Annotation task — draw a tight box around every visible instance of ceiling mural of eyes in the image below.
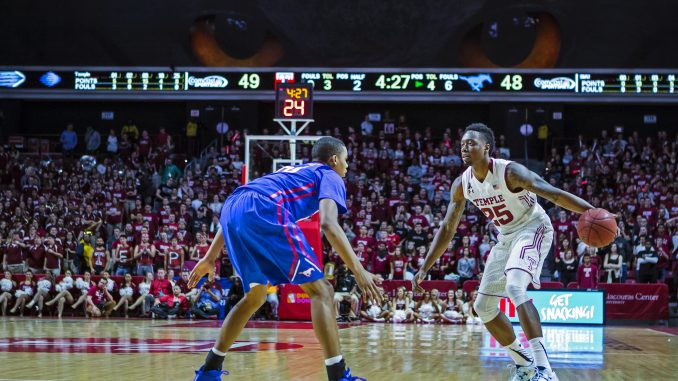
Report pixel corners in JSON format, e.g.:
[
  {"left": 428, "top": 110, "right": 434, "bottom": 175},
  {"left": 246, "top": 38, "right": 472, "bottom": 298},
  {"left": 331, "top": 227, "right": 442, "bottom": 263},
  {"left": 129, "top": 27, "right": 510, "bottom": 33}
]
[
  {"left": 190, "top": 10, "right": 284, "bottom": 67},
  {"left": 460, "top": 11, "right": 561, "bottom": 68}
]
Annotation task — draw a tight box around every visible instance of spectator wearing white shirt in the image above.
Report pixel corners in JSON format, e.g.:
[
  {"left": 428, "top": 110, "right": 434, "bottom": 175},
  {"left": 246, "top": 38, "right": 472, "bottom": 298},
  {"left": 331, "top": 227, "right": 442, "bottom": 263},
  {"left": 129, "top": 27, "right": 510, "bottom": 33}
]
[{"left": 360, "top": 115, "right": 373, "bottom": 136}]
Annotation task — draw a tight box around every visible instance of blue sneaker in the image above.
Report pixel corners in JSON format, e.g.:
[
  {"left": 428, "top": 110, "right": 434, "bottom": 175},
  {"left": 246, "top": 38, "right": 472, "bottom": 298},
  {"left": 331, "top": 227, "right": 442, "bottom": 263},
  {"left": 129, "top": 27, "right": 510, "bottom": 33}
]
[
  {"left": 193, "top": 367, "right": 230, "bottom": 381},
  {"left": 339, "top": 367, "right": 366, "bottom": 381}
]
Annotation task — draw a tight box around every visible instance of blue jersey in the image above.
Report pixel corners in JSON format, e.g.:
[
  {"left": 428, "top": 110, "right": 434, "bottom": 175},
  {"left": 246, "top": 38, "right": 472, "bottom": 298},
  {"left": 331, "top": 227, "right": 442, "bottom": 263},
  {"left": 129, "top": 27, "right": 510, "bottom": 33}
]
[{"left": 232, "top": 162, "right": 347, "bottom": 221}]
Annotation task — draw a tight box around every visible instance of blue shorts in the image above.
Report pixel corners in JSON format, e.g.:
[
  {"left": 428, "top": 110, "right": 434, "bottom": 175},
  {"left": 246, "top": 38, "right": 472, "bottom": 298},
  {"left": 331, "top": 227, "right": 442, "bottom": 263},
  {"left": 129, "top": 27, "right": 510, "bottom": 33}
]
[{"left": 220, "top": 190, "right": 324, "bottom": 293}]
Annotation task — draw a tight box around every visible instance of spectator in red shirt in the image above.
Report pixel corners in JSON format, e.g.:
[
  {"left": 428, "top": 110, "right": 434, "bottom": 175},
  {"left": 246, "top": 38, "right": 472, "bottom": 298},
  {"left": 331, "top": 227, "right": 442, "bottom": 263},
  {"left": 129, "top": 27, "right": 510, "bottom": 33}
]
[
  {"left": 440, "top": 242, "right": 457, "bottom": 278},
  {"left": 371, "top": 245, "right": 391, "bottom": 280},
  {"left": 552, "top": 210, "right": 575, "bottom": 245},
  {"left": 175, "top": 270, "right": 199, "bottom": 303},
  {"left": 577, "top": 253, "right": 599, "bottom": 289},
  {"left": 166, "top": 236, "right": 185, "bottom": 274},
  {"left": 26, "top": 236, "right": 45, "bottom": 274},
  {"left": 113, "top": 233, "right": 133, "bottom": 276},
  {"left": 134, "top": 232, "right": 156, "bottom": 276},
  {"left": 43, "top": 236, "right": 64, "bottom": 276},
  {"left": 141, "top": 204, "right": 158, "bottom": 232},
  {"left": 390, "top": 247, "right": 408, "bottom": 280},
  {"left": 86, "top": 278, "right": 115, "bottom": 317},
  {"left": 156, "top": 127, "right": 169, "bottom": 148},
  {"left": 138, "top": 130, "right": 152, "bottom": 158},
  {"left": 151, "top": 285, "right": 187, "bottom": 318},
  {"left": 354, "top": 243, "right": 371, "bottom": 272},
  {"left": 455, "top": 236, "right": 478, "bottom": 259},
  {"left": 144, "top": 268, "right": 172, "bottom": 313},
  {"left": 669, "top": 194, "right": 678, "bottom": 218},
  {"left": 351, "top": 226, "right": 375, "bottom": 254},
  {"left": 636, "top": 198, "right": 658, "bottom": 226},
  {"left": 407, "top": 245, "right": 427, "bottom": 277},
  {"left": 385, "top": 225, "right": 401, "bottom": 247},
  {"left": 154, "top": 231, "right": 171, "bottom": 272},
  {"left": 407, "top": 205, "right": 430, "bottom": 230}
]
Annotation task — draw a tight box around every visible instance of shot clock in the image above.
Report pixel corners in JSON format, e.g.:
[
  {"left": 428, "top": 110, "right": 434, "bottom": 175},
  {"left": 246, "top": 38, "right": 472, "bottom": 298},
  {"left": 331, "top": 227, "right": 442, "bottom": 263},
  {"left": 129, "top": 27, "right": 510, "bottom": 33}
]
[{"left": 274, "top": 82, "right": 313, "bottom": 120}]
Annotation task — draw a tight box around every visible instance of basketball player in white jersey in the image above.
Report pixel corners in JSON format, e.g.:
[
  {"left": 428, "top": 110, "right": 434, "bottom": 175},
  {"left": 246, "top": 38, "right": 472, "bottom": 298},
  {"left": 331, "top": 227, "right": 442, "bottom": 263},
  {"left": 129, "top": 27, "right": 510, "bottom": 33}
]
[{"left": 414, "top": 123, "right": 596, "bottom": 381}]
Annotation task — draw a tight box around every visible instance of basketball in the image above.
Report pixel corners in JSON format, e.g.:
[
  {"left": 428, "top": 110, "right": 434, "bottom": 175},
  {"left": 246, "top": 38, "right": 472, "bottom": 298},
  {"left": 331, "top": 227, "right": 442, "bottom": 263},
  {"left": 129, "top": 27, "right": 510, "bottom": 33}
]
[{"left": 576, "top": 208, "right": 618, "bottom": 247}]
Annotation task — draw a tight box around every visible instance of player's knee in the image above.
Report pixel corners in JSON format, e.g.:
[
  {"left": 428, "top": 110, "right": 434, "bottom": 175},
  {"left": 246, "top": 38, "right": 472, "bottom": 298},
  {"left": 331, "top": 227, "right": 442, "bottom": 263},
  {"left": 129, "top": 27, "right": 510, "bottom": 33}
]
[
  {"left": 505, "top": 283, "right": 529, "bottom": 308},
  {"left": 505, "top": 270, "right": 532, "bottom": 307},
  {"left": 474, "top": 293, "right": 500, "bottom": 323},
  {"left": 305, "top": 279, "right": 334, "bottom": 302},
  {"left": 244, "top": 285, "right": 267, "bottom": 309}
]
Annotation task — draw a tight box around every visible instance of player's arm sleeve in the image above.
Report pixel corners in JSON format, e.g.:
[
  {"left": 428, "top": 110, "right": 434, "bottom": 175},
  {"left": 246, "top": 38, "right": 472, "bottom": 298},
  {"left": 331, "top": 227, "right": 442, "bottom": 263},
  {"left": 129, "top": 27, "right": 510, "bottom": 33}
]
[{"left": 319, "top": 171, "right": 348, "bottom": 215}]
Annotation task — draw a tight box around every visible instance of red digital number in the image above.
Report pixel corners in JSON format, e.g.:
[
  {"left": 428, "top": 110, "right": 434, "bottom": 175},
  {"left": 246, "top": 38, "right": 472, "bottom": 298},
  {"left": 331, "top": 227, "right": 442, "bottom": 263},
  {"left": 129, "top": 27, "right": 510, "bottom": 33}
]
[
  {"left": 480, "top": 203, "right": 514, "bottom": 226},
  {"left": 283, "top": 99, "right": 305, "bottom": 117}
]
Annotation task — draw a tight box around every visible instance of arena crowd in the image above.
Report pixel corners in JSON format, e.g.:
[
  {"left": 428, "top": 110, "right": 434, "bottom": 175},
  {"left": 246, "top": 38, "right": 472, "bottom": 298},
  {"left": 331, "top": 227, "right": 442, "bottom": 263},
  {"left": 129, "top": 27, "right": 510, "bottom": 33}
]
[{"left": 0, "top": 116, "right": 676, "bottom": 322}]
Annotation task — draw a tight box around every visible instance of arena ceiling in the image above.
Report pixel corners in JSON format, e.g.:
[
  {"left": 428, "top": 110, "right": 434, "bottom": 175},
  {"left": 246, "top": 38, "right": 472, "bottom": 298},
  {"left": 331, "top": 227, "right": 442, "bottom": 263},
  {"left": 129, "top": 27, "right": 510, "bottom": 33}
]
[{"left": 4, "top": 0, "right": 677, "bottom": 68}]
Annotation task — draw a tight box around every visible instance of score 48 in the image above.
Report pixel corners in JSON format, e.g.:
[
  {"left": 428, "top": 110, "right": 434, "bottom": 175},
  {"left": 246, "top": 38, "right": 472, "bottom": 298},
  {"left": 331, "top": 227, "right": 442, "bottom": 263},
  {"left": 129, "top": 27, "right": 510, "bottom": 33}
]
[{"left": 500, "top": 74, "right": 523, "bottom": 91}]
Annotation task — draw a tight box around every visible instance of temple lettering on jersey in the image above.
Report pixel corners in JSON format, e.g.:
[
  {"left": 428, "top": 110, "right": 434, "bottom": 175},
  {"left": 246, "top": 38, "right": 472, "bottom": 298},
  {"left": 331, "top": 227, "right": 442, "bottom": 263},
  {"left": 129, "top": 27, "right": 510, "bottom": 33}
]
[{"left": 472, "top": 194, "right": 506, "bottom": 206}]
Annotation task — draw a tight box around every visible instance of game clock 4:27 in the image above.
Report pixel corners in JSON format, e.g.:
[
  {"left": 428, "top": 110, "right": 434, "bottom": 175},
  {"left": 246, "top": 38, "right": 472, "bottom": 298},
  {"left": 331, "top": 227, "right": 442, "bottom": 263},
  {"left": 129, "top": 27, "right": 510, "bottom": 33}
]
[{"left": 275, "top": 83, "right": 313, "bottom": 120}]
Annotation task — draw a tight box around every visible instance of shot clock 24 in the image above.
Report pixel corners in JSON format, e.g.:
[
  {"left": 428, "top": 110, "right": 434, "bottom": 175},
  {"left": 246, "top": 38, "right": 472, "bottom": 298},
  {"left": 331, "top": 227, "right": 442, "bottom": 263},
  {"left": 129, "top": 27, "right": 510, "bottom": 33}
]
[{"left": 275, "top": 83, "right": 313, "bottom": 120}]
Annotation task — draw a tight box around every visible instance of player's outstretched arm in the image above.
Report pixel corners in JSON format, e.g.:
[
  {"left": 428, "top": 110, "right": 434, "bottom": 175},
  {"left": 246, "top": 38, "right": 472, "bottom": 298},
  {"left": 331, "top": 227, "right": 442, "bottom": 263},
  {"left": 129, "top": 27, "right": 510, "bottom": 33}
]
[
  {"left": 413, "top": 176, "right": 466, "bottom": 292},
  {"left": 320, "top": 198, "right": 383, "bottom": 303},
  {"left": 505, "top": 162, "right": 594, "bottom": 214}
]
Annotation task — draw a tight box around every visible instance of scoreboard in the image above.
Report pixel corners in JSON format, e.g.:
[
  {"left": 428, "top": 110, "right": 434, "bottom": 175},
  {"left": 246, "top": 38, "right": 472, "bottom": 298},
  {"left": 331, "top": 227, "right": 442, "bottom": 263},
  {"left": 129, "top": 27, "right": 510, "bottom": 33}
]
[{"left": 2, "top": 67, "right": 678, "bottom": 103}]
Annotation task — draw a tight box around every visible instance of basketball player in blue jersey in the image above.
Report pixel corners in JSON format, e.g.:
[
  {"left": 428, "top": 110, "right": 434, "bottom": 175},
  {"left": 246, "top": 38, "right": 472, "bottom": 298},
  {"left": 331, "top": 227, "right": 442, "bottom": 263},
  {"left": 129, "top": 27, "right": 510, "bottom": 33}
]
[
  {"left": 413, "top": 123, "right": 600, "bottom": 381},
  {"left": 189, "top": 137, "right": 382, "bottom": 381}
]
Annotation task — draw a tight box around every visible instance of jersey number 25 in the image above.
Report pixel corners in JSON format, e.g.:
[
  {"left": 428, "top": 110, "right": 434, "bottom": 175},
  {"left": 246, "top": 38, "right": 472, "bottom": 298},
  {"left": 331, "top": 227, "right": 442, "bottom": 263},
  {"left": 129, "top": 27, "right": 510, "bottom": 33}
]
[{"left": 480, "top": 204, "right": 514, "bottom": 226}]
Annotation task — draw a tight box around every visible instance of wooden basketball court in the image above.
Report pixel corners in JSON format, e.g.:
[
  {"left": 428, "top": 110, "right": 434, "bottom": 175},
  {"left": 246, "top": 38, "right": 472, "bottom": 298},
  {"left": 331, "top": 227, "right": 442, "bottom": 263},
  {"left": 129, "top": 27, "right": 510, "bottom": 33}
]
[{"left": 0, "top": 318, "right": 676, "bottom": 380}]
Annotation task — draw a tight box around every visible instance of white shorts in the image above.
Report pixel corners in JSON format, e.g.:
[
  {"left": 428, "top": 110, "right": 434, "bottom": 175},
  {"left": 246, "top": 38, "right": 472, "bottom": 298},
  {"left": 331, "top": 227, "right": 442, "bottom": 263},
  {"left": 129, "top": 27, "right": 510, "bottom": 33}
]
[
  {"left": 443, "top": 310, "right": 462, "bottom": 320},
  {"left": 478, "top": 218, "right": 553, "bottom": 297},
  {"left": 393, "top": 310, "right": 407, "bottom": 323},
  {"left": 366, "top": 305, "right": 382, "bottom": 318}
]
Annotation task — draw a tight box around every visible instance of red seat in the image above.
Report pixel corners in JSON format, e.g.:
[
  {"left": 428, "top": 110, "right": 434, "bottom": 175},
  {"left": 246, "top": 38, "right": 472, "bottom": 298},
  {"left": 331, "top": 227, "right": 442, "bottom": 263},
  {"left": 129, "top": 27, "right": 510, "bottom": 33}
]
[{"left": 462, "top": 280, "right": 480, "bottom": 294}]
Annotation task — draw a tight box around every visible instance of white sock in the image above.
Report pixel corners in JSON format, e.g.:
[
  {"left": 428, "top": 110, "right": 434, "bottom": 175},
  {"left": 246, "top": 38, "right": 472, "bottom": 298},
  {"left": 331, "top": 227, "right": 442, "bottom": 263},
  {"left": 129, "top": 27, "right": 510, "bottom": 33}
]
[
  {"left": 529, "top": 337, "right": 551, "bottom": 371},
  {"left": 324, "top": 355, "right": 343, "bottom": 366},
  {"left": 504, "top": 338, "right": 533, "bottom": 366},
  {"left": 211, "top": 347, "right": 227, "bottom": 356}
]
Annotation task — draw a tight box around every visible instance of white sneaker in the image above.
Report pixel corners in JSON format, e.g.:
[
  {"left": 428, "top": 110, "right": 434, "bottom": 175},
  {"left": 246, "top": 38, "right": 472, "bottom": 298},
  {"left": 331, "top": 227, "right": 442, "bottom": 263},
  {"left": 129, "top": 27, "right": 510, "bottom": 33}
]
[
  {"left": 532, "top": 367, "right": 558, "bottom": 381},
  {"left": 26, "top": 301, "right": 35, "bottom": 308},
  {"left": 508, "top": 364, "right": 536, "bottom": 381}
]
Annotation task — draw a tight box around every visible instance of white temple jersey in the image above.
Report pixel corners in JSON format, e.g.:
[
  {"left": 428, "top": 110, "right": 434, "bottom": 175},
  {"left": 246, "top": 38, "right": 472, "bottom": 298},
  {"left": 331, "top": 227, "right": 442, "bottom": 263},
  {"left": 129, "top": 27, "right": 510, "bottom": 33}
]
[{"left": 461, "top": 158, "right": 548, "bottom": 236}]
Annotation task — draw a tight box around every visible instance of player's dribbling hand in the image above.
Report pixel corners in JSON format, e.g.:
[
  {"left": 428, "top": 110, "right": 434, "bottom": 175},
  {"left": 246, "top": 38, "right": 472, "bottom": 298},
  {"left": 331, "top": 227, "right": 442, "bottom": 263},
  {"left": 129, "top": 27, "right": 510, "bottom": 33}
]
[
  {"left": 412, "top": 270, "right": 427, "bottom": 293},
  {"left": 356, "top": 270, "right": 383, "bottom": 305},
  {"left": 188, "top": 258, "right": 216, "bottom": 288}
]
